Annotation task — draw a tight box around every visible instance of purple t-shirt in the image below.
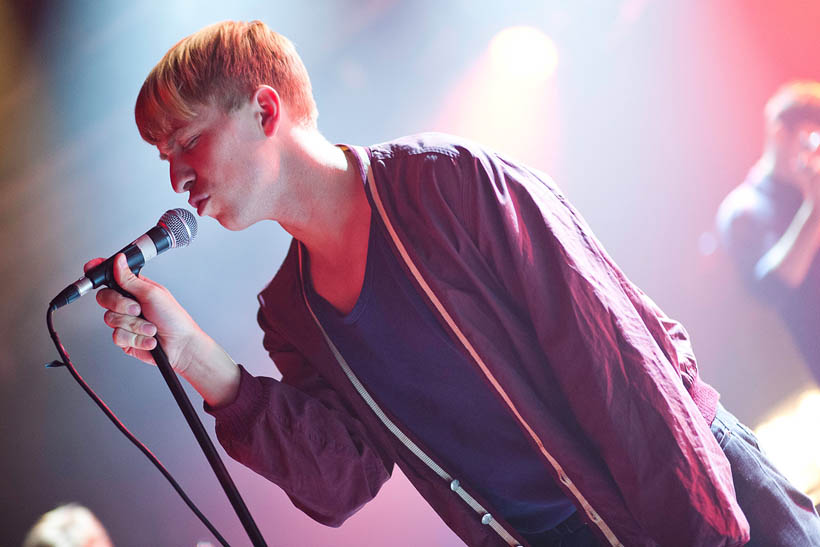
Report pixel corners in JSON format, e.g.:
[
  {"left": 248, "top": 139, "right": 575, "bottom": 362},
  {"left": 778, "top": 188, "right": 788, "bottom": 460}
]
[{"left": 305, "top": 216, "right": 576, "bottom": 537}]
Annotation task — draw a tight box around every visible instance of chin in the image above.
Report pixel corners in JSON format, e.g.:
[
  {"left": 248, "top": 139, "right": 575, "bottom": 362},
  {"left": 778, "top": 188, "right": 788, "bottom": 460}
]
[
  {"left": 216, "top": 213, "right": 252, "bottom": 232},
  {"left": 217, "top": 218, "right": 243, "bottom": 231}
]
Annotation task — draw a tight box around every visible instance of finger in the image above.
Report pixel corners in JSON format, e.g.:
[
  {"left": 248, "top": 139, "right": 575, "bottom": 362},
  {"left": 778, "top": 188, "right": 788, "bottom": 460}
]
[
  {"left": 103, "top": 310, "right": 157, "bottom": 336},
  {"left": 112, "top": 327, "right": 157, "bottom": 351},
  {"left": 83, "top": 257, "right": 105, "bottom": 273},
  {"left": 123, "top": 346, "right": 157, "bottom": 366},
  {"left": 96, "top": 288, "right": 141, "bottom": 316},
  {"left": 113, "top": 253, "right": 152, "bottom": 298}
]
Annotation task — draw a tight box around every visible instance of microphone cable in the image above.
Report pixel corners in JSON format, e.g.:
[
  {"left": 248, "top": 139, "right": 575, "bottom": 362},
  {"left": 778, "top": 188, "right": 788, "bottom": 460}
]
[{"left": 46, "top": 303, "right": 231, "bottom": 547}]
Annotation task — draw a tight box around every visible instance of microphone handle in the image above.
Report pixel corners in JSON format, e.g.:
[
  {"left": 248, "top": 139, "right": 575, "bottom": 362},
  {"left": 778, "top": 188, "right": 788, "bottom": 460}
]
[{"left": 91, "top": 225, "right": 172, "bottom": 288}]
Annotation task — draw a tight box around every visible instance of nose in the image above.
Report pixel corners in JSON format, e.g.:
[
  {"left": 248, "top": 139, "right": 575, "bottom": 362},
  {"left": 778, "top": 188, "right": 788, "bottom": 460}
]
[{"left": 169, "top": 159, "right": 195, "bottom": 194}]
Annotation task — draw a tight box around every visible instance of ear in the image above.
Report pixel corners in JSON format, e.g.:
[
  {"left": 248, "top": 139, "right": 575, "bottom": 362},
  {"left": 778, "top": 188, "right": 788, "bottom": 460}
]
[{"left": 252, "top": 85, "right": 281, "bottom": 137}]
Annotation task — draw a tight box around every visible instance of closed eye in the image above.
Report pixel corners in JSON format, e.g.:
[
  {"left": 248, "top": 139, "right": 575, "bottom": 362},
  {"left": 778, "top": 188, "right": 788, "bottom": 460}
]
[{"left": 183, "top": 135, "right": 200, "bottom": 152}]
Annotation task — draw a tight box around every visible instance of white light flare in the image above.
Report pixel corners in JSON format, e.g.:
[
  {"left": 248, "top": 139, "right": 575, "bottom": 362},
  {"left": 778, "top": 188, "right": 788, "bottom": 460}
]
[{"left": 489, "top": 26, "right": 559, "bottom": 85}]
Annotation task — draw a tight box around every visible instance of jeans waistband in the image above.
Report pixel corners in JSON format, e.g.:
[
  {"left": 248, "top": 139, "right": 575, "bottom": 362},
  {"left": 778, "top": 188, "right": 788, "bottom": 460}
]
[{"left": 521, "top": 510, "right": 587, "bottom": 545}]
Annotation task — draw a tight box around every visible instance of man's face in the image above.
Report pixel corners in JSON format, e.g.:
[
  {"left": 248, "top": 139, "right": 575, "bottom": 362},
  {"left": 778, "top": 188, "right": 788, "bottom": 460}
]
[
  {"left": 782, "top": 121, "right": 820, "bottom": 182},
  {"left": 157, "top": 99, "right": 277, "bottom": 231}
]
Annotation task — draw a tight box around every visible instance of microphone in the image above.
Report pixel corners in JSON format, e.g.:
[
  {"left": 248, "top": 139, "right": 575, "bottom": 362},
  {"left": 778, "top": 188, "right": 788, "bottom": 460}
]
[{"left": 50, "top": 208, "right": 198, "bottom": 310}]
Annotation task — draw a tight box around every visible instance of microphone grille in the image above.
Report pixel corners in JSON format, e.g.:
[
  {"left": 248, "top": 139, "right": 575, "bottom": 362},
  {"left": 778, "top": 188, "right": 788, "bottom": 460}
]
[{"left": 159, "top": 208, "right": 198, "bottom": 248}]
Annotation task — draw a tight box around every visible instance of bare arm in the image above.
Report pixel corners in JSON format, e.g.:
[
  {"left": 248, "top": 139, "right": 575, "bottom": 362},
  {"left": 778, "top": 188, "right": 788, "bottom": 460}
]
[
  {"left": 755, "top": 185, "right": 820, "bottom": 288},
  {"left": 85, "top": 253, "right": 241, "bottom": 407}
]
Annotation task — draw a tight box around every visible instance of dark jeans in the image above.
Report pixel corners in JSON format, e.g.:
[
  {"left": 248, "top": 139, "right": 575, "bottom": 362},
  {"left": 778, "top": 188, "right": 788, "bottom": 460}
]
[
  {"left": 520, "top": 510, "right": 598, "bottom": 546},
  {"left": 711, "top": 404, "right": 820, "bottom": 546},
  {"left": 525, "top": 404, "right": 820, "bottom": 546}
]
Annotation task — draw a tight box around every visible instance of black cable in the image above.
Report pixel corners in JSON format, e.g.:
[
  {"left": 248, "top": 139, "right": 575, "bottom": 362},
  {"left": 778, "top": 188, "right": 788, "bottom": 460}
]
[{"left": 46, "top": 304, "right": 231, "bottom": 547}]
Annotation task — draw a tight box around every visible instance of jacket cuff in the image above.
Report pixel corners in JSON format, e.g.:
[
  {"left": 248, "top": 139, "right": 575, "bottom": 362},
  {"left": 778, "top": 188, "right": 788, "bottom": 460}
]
[
  {"left": 203, "top": 365, "right": 264, "bottom": 427},
  {"left": 691, "top": 375, "right": 721, "bottom": 425}
]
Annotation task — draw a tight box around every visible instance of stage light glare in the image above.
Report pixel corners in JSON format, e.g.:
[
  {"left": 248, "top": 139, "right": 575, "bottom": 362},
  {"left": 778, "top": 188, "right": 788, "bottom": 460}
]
[
  {"left": 489, "top": 26, "right": 558, "bottom": 84},
  {"left": 755, "top": 389, "right": 820, "bottom": 503}
]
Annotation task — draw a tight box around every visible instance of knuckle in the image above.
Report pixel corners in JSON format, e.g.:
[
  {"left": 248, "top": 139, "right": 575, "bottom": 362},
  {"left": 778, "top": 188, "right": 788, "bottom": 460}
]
[
  {"left": 113, "top": 328, "right": 135, "bottom": 348},
  {"left": 118, "top": 298, "right": 140, "bottom": 316}
]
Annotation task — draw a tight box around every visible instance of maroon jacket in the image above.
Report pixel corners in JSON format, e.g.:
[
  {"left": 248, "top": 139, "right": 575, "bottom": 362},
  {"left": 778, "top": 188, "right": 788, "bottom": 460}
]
[{"left": 208, "top": 134, "right": 750, "bottom": 546}]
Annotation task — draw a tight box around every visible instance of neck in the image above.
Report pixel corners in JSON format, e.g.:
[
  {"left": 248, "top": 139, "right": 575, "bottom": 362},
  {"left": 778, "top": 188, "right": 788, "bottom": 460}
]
[{"left": 276, "top": 125, "right": 370, "bottom": 265}]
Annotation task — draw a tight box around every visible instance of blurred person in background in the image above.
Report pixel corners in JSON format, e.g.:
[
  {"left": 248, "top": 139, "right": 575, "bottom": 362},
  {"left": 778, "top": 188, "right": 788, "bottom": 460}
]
[
  {"left": 85, "top": 21, "right": 820, "bottom": 546},
  {"left": 718, "top": 81, "right": 820, "bottom": 386},
  {"left": 23, "top": 503, "right": 112, "bottom": 547}
]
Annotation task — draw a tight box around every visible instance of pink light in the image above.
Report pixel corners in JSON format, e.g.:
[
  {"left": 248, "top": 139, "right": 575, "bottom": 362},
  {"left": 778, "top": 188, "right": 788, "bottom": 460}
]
[{"left": 431, "top": 25, "right": 561, "bottom": 172}]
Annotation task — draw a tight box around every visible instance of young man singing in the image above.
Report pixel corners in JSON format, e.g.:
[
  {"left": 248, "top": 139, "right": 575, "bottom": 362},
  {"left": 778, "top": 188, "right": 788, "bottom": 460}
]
[
  {"left": 718, "top": 81, "right": 820, "bottom": 387},
  {"left": 85, "top": 21, "right": 820, "bottom": 546}
]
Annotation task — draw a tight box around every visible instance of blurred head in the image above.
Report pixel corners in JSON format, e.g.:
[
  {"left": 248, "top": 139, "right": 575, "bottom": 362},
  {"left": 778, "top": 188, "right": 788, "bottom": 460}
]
[
  {"left": 764, "top": 81, "right": 820, "bottom": 178},
  {"left": 135, "top": 20, "right": 317, "bottom": 147},
  {"left": 23, "top": 504, "right": 112, "bottom": 547}
]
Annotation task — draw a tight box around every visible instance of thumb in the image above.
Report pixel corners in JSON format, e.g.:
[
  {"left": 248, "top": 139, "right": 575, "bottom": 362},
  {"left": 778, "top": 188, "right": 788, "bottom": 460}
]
[{"left": 112, "top": 253, "right": 149, "bottom": 297}]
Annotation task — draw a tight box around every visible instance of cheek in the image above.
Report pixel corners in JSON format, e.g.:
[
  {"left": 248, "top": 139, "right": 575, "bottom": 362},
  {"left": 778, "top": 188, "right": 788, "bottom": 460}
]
[{"left": 223, "top": 153, "right": 255, "bottom": 186}]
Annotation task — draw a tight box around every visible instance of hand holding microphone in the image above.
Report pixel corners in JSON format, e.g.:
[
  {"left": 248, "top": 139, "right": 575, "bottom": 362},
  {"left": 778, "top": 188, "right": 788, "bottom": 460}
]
[
  {"left": 56, "top": 207, "right": 240, "bottom": 405},
  {"left": 84, "top": 251, "right": 204, "bottom": 372},
  {"left": 55, "top": 209, "right": 201, "bottom": 372},
  {"left": 51, "top": 208, "right": 197, "bottom": 309}
]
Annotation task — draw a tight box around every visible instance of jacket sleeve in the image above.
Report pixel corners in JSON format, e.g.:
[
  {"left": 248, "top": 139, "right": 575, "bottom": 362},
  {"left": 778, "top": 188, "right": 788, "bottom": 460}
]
[
  {"left": 205, "top": 309, "right": 394, "bottom": 527},
  {"left": 458, "top": 152, "right": 749, "bottom": 545}
]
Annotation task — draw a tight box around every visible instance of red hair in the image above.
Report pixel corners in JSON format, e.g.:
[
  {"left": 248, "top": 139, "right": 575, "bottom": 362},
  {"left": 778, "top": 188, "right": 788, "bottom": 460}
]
[
  {"left": 765, "top": 80, "right": 820, "bottom": 129},
  {"left": 135, "top": 20, "right": 317, "bottom": 145}
]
